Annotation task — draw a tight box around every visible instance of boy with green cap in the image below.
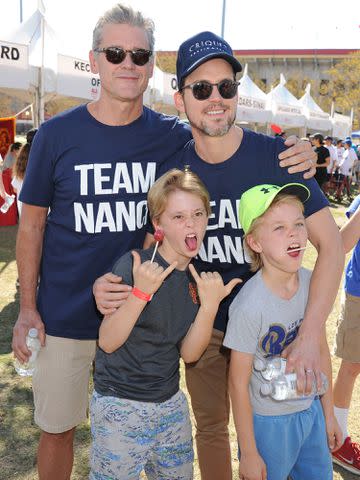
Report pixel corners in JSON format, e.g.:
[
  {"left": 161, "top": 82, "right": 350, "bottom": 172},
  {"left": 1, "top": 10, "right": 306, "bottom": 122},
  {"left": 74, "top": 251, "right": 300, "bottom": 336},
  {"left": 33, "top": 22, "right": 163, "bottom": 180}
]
[{"left": 223, "top": 184, "right": 342, "bottom": 480}]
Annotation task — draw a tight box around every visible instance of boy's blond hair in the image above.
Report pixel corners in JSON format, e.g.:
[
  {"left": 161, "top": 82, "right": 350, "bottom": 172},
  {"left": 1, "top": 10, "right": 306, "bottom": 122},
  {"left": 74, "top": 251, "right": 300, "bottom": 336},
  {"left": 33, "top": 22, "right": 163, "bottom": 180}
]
[
  {"left": 147, "top": 168, "right": 211, "bottom": 223},
  {"left": 244, "top": 194, "right": 305, "bottom": 272}
]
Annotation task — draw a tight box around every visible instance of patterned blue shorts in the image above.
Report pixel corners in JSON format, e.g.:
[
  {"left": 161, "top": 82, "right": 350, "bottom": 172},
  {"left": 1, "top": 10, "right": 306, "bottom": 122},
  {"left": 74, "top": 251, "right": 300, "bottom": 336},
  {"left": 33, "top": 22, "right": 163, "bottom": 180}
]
[{"left": 90, "top": 389, "right": 194, "bottom": 479}]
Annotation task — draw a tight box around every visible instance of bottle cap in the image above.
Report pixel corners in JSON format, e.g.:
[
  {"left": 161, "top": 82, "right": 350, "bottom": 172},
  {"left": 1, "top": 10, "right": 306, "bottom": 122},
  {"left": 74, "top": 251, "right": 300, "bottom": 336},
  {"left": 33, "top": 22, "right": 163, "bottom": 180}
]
[
  {"left": 253, "top": 358, "right": 265, "bottom": 371},
  {"left": 260, "top": 383, "right": 271, "bottom": 395},
  {"left": 28, "top": 328, "right": 39, "bottom": 338}
]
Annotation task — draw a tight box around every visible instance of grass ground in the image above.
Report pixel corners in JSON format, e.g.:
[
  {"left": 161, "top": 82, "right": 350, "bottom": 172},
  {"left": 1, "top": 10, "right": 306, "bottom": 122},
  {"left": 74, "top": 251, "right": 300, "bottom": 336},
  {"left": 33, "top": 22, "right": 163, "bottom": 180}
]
[{"left": 0, "top": 200, "right": 359, "bottom": 479}]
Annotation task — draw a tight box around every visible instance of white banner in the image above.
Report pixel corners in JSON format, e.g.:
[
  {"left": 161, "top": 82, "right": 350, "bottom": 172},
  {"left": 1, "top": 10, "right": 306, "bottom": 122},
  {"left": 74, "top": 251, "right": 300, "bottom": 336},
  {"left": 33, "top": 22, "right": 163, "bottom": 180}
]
[
  {"left": 272, "top": 102, "right": 306, "bottom": 128},
  {"left": 57, "top": 54, "right": 100, "bottom": 100},
  {"left": 237, "top": 95, "right": 271, "bottom": 123},
  {"left": 276, "top": 103, "right": 303, "bottom": 116},
  {"left": 305, "top": 109, "right": 332, "bottom": 132},
  {"left": 238, "top": 95, "right": 266, "bottom": 111},
  {"left": 0, "top": 40, "right": 30, "bottom": 89}
]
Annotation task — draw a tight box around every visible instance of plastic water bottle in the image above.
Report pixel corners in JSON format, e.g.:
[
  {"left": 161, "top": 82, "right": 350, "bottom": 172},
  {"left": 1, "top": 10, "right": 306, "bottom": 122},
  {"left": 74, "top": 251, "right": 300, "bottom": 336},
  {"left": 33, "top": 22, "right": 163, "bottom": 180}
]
[
  {"left": 260, "top": 372, "right": 328, "bottom": 401},
  {"left": 253, "top": 356, "right": 287, "bottom": 381},
  {"left": 0, "top": 193, "right": 15, "bottom": 214},
  {"left": 14, "top": 328, "right": 41, "bottom": 376}
]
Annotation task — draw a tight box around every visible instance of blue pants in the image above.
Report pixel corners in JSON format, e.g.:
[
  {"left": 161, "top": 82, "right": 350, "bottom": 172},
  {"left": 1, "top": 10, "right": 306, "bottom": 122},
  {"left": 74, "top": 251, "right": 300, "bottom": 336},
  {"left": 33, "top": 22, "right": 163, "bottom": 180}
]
[{"left": 249, "top": 399, "right": 332, "bottom": 480}]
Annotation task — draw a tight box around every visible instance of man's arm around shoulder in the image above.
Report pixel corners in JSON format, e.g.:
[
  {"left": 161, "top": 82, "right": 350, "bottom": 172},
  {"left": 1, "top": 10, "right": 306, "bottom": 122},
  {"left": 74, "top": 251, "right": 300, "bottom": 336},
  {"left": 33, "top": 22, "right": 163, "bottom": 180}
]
[{"left": 283, "top": 206, "right": 344, "bottom": 391}]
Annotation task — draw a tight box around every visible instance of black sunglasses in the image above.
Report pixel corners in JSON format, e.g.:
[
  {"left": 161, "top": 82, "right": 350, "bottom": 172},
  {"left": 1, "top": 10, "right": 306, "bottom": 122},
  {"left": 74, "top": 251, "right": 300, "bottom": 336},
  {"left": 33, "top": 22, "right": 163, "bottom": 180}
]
[
  {"left": 181, "top": 79, "right": 239, "bottom": 101},
  {"left": 94, "top": 47, "right": 153, "bottom": 66}
]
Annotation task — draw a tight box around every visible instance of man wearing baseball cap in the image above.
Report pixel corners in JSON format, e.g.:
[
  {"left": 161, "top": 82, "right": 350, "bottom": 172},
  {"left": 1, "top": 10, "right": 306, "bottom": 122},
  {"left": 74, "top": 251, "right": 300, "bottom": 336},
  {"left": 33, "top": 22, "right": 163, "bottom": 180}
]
[
  {"left": 158, "top": 31, "right": 343, "bottom": 479},
  {"left": 175, "top": 31, "right": 243, "bottom": 88}
]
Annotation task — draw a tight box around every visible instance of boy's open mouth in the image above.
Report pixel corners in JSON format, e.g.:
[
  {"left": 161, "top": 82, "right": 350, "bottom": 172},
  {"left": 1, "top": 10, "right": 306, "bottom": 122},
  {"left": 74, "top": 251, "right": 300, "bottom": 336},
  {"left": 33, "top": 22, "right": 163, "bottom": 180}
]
[
  {"left": 185, "top": 234, "right": 198, "bottom": 251},
  {"left": 287, "top": 243, "right": 306, "bottom": 257}
]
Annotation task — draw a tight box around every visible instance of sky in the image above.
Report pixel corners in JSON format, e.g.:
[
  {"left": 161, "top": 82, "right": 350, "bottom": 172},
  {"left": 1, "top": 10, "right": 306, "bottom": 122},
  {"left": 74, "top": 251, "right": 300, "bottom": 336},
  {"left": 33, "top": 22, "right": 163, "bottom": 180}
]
[{"left": 0, "top": 0, "right": 359, "bottom": 59}]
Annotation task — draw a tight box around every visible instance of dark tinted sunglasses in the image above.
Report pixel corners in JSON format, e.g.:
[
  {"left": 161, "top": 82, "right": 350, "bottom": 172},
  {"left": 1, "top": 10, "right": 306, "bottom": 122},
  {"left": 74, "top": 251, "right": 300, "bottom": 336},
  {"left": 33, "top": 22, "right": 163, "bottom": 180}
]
[
  {"left": 181, "top": 79, "right": 239, "bottom": 100},
  {"left": 94, "top": 47, "right": 153, "bottom": 66}
]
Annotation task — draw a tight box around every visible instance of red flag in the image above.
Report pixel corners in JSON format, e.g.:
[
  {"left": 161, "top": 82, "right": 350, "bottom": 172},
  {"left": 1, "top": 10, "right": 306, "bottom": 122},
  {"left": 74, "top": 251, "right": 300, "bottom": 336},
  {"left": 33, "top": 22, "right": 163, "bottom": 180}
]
[
  {"left": 0, "top": 117, "right": 17, "bottom": 225},
  {"left": 0, "top": 117, "right": 16, "bottom": 158}
]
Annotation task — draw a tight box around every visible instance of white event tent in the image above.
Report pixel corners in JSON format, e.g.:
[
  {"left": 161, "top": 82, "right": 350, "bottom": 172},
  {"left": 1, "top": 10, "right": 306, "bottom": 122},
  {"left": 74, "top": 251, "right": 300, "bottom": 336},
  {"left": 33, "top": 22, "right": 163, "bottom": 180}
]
[
  {"left": 332, "top": 111, "right": 353, "bottom": 139},
  {"left": 266, "top": 74, "right": 306, "bottom": 129},
  {"left": 149, "top": 66, "right": 177, "bottom": 106},
  {"left": 299, "top": 84, "right": 332, "bottom": 132},
  {"left": 236, "top": 64, "right": 271, "bottom": 124},
  {"left": 0, "top": 4, "right": 100, "bottom": 126}
]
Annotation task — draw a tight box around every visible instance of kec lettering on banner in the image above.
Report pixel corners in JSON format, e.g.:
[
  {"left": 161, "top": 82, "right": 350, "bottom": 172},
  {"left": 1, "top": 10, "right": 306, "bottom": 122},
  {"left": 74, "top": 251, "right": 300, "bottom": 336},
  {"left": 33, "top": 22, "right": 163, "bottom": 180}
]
[{"left": 74, "top": 61, "right": 91, "bottom": 72}]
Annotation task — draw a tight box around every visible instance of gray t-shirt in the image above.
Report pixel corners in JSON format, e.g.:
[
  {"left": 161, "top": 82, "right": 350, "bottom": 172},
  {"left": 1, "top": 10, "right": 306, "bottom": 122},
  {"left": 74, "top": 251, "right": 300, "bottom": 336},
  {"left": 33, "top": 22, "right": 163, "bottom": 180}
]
[
  {"left": 94, "top": 247, "right": 199, "bottom": 403},
  {"left": 224, "top": 267, "right": 313, "bottom": 416}
]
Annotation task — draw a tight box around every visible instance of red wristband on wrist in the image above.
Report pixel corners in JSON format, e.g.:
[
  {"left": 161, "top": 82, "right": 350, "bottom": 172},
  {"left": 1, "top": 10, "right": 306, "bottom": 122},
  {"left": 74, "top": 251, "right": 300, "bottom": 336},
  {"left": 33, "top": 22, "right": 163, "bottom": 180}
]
[{"left": 132, "top": 287, "right": 152, "bottom": 302}]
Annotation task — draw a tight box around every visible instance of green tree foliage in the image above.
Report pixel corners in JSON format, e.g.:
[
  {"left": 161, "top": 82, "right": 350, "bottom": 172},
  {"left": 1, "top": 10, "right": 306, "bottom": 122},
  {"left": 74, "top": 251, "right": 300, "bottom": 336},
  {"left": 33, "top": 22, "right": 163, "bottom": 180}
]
[
  {"left": 327, "top": 51, "right": 360, "bottom": 130},
  {"left": 156, "top": 52, "right": 176, "bottom": 74}
]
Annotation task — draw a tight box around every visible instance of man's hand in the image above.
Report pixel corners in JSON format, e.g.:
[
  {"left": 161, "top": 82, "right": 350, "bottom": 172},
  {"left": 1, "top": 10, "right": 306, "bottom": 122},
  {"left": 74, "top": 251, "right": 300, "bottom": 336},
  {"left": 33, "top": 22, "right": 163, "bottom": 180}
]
[
  {"left": 12, "top": 308, "right": 45, "bottom": 363},
  {"left": 281, "top": 333, "right": 322, "bottom": 395},
  {"left": 279, "top": 136, "right": 316, "bottom": 179},
  {"left": 93, "top": 272, "right": 132, "bottom": 315}
]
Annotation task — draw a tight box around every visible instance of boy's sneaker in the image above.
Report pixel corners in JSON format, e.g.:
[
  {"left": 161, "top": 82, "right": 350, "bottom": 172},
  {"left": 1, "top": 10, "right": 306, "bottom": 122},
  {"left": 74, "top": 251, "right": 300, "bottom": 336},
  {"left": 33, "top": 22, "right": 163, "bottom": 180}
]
[{"left": 332, "top": 436, "right": 360, "bottom": 475}]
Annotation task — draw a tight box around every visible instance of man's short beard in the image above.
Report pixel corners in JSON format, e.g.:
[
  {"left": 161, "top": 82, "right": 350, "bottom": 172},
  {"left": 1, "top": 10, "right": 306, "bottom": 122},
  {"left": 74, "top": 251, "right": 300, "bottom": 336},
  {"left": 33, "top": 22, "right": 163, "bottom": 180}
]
[{"left": 188, "top": 112, "right": 236, "bottom": 138}]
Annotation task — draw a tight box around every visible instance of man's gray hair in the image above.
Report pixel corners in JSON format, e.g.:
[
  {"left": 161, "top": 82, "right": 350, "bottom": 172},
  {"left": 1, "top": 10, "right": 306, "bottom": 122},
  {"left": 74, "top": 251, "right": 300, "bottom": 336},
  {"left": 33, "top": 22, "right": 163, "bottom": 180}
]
[{"left": 92, "top": 3, "right": 155, "bottom": 51}]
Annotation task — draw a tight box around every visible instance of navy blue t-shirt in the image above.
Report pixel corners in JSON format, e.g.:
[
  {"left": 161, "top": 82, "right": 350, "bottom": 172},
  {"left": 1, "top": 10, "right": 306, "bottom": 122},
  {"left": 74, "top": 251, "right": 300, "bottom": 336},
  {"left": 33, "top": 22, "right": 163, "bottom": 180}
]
[
  {"left": 20, "top": 105, "right": 191, "bottom": 339},
  {"left": 159, "top": 129, "right": 329, "bottom": 332}
]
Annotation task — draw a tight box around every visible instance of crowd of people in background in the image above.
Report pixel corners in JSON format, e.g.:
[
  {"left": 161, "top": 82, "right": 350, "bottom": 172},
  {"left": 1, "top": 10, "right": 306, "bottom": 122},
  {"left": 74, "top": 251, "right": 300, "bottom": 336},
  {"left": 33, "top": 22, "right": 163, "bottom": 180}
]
[
  {"left": 0, "top": 128, "right": 37, "bottom": 218},
  {"left": 303, "top": 133, "right": 360, "bottom": 200}
]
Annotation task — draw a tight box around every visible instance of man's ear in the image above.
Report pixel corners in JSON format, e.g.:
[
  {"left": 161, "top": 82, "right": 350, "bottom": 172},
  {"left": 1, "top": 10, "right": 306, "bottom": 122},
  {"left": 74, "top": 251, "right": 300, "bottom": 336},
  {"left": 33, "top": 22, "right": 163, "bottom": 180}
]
[
  {"left": 148, "top": 57, "right": 155, "bottom": 79},
  {"left": 246, "top": 233, "right": 263, "bottom": 254},
  {"left": 174, "top": 91, "right": 185, "bottom": 113},
  {"left": 89, "top": 50, "right": 99, "bottom": 74}
]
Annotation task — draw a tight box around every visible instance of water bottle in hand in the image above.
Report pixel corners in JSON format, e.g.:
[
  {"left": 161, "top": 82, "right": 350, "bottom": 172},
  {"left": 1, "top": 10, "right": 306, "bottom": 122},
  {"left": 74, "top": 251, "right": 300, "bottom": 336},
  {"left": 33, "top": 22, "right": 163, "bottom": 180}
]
[
  {"left": 254, "top": 356, "right": 287, "bottom": 381},
  {"left": 14, "top": 328, "right": 41, "bottom": 376},
  {"left": 260, "top": 372, "right": 328, "bottom": 401},
  {"left": 0, "top": 194, "right": 15, "bottom": 214}
]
